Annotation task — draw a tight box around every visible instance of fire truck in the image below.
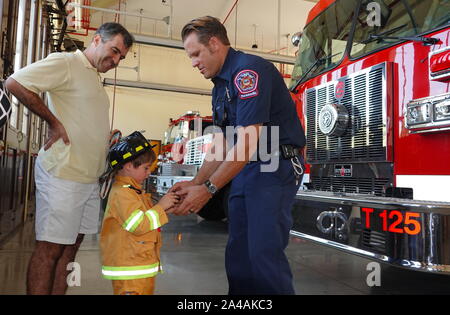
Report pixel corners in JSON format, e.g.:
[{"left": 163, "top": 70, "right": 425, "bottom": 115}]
[
  {"left": 159, "top": 111, "right": 213, "bottom": 162},
  {"left": 154, "top": 111, "right": 230, "bottom": 220},
  {"left": 289, "top": 0, "right": 450, "bottom": 274}
]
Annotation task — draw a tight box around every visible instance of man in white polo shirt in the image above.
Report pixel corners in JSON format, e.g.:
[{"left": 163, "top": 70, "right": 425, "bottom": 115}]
[{"left": 5, "top": 22, "right": 133, "bottom": 295}]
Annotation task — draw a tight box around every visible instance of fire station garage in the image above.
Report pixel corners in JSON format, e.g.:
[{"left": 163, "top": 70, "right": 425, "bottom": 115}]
[{"left": 0, "top": 0, "right": 450, "bottom": 296}]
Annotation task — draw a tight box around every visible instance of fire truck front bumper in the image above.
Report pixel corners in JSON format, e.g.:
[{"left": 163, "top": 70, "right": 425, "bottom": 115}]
[{"left": 290, "top": 191, "right": 450, "bottom": 274}]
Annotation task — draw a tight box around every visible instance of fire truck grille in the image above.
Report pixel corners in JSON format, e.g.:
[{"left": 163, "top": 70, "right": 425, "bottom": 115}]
[
  {"left": 310, "top": 176, "right": 390, "bottom": 196},
  {"left": 305, "top": 63, "right": 387, "bottom": 163}
]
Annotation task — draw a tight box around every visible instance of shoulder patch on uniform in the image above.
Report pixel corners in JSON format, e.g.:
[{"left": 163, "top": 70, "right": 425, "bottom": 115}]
[{"left": 234, "top": 69, "right": 259, "bottom": 99}]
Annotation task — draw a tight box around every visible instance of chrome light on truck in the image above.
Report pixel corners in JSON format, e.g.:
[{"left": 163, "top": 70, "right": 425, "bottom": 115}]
[
  {"left": 405, "top": 93, "right": 450, "bottom": 133},
  {"left": 318, "top": 103, "right": 349, "bottom": 137},
  {"left": 434, "top": 99, "right": 450, "bottom": 121},
  {"left": 406, "top": 102, "right": 431, "bottom": 125}
]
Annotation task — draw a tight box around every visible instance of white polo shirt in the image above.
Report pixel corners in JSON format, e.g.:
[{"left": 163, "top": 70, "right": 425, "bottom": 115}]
[{"left": 11, "top": 50, "right": 110, "bottom": 184}]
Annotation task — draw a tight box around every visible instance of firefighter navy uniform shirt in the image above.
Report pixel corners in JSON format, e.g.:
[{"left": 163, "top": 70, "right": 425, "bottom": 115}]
[{"left": 211, "top": 47, "right": 306, "bottom": 149}]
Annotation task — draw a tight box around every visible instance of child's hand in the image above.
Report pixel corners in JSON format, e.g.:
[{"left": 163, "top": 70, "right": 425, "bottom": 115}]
[{"left": 157, "top": 192, "right": 180, "bottom": 211}]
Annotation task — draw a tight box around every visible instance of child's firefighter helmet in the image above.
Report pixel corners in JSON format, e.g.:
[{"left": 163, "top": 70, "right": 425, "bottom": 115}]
[{"left": 108, "top": 131, "right": 155, "bottom": 170}]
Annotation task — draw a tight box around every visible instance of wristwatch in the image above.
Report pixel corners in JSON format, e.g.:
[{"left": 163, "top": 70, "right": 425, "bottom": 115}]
[{"left": 204, "top": 180, "right": 218, "bottom": 196}]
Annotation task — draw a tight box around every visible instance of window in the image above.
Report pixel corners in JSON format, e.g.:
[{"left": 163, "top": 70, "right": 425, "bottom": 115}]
[
  {"left": 350, "top": 0, "right": 450, "bottom": 59},
  {"left": 290, "top": 0, "right": 358, "bottom": 88}
]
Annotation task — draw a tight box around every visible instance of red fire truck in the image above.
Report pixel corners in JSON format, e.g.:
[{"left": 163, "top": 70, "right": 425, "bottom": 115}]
[
  {"left": 290, "top": 0, "right": 450, "bottom": 274},
  {"left": 160, "top": 111, "right": 213, "bottom": 162},
  {"left": 155, "top": 111, "right": 230, "bottom": 220}
]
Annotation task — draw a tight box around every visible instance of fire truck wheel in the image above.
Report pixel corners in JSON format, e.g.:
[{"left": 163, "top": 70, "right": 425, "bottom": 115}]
[{"left": 197, "top": 183, "right": 230, "bottom": 221}]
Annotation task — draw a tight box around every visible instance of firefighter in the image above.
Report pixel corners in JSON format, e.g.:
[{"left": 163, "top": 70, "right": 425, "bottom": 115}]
[
  {"left": 171, "top": 16, "right": 306, "bottom": 295},
  {"left": 100, "top": 131, "right": 179, "bottom": 295}
]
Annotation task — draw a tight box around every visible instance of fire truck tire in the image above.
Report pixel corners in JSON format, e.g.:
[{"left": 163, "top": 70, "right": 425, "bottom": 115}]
[{"left": 197, "top": 183, "right": 231, "bottom": 221}]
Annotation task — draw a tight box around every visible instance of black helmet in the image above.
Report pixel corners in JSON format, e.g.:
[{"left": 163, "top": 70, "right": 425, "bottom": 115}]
[
  {"left": 0, "top": 80, "right": 12, "bottom": 129},
  {"left": 108, "top": 131, "right": 154, "bottom": 170}
]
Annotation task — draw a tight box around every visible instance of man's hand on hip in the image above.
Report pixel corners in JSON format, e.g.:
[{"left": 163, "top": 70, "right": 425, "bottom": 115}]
[{"left": 44, "top": 120, "right": 70, "bottom": 151}]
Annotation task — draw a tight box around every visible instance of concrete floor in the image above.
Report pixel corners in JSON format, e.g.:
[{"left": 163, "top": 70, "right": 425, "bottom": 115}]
[{"left": 1, "top": 214, "right": 450, "bottom": 295}]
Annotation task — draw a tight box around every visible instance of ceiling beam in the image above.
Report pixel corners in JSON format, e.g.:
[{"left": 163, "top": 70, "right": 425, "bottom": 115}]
[
  {"left": 103, "top": 78, "right": 212, "bottom": 96},
  {"left": 132, "top": 33, "right": 296, "bottom": 65},
  {"left": 90, "top": 0, "right": 118, "bottom": 9}
]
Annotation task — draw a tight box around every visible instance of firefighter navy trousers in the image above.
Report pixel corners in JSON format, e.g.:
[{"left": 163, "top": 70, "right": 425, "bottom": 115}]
[{"left": 225, "top": 157, "right": 302, "bottom": 295}]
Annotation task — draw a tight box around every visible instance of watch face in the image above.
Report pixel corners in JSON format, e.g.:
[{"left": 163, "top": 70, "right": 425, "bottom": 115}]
[{"left": 206, "top": 180, "right": 217, "bottom": 194}]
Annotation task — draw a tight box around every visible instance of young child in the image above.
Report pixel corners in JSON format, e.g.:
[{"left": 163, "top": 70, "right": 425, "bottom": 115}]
[{"left": 100, "top": 131, "right": 179, "bottom": 295}]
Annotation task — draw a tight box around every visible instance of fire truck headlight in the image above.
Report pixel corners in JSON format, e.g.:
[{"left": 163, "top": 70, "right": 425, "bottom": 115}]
[
  {"left": 434, "top": 100, "right": 450, "bottom": 121},
  {"left": 406, "top": 103, "right": 431, "bottom": 125}
]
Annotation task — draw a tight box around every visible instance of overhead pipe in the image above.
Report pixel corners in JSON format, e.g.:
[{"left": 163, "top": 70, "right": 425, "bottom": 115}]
[
  {"left": 24, "top": 0, "right": 40, "bottom": 223},
  {"left": 9, "top": 0, "right": 27, "bottom": 129},
  {"left": 41, "top": 11, "right": 49, "bottom": 58},
  {"left": 35, "top": 0, "right": 43, "bottom": 60},
  {"left": 234, "top": 0, "right": 238, "bottom": 48},
  {"left": 54, "top": 0, "right": 69, "bottom": 52},
  {"left": 39, "top": 4, "right": 50, "bottom": 60},
  {"left": 27, "top": 0, "right": 39, "bottom": 65},
  {"left": 161, "top": 0, "right": 174, "bottom": 38},
  {"left": 132, "top": 33, "right": 296, "bottom": 65},
  {"left": 169, "top": 0, "right": 173, "bottom": 38},
  {"left": 276, "top": 0, "right": 281, "bottom": 54},
  {"left": 14, "top": 0, "right": 27, "bottom": 73},
  {"left": 67, "top": 2, "right": 167, "bottom": 23},
  {"left": 103, "top": 78, "right": 212, "bottom": 96},
  {"left": 222, "top": 0, "right": 240, "bottom": 24},
  {"left": 0, "top": 1, "right": 3, "bottom": 33},
  {"left": 66, "top": 0, "right": 95, "bottom": 36},
  {"left": 3, "top": 0, "right": 17, "bottom": 78},
  {"left": 68, "top": 0, "right": 294, "bottom": 65}
]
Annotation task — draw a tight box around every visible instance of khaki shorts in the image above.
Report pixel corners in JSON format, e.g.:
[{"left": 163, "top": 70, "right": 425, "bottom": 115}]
[{"left": 34, "top": 157, "right": 101, "bottom": 245}]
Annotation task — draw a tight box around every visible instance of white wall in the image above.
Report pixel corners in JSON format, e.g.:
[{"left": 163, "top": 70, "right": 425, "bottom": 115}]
[
  {"left": 68, "top": 0, "right": 315, "bottom": 141},
  {"left": 101, "top": 44, "right": 214, "bottom": 141},
  {"left": 103, "top": 44, "right": 214, "bottom": 90},
  {"left": 76, "top": 34, "right": 294, "bottom": 142},
  {"left": 105, "top": 85, "right": 212, "bottom": 140}
]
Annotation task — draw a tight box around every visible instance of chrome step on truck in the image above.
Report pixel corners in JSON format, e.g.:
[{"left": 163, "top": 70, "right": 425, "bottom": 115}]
[{"left": 291, "top": 190, "right": 450, "bottom": 274}]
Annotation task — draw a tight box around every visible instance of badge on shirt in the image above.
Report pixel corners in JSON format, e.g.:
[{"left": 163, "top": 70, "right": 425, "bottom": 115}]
[{"left": 234, "top": 69, "right": 259, "bottom": 99}]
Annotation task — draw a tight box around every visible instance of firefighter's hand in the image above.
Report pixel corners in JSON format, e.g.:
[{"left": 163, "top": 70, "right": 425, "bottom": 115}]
[
  {"left": 44, "top": 120, "right": 70, "bottom": 151},
  {"left": 171, "top": 184, "right": 212, "bottom": 216},
  {"left": 157, "top": 192, "right": 180, "bottom": 212},
  {"left": 168, "top": 180, "right": 194, "bottom": 194}
]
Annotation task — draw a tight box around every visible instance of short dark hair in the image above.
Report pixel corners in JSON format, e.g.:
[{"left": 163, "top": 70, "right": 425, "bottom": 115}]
[
  {"left": 131, "top": 149, "right": 156, "bottom": 168},
  {"left": 181, "top": 16, "right": 230, "bottom": 46},
  {"left": 113, "top": 149, "right": 155, "bottom": 173},
  {"left": 95, "top": 22, "right": 134, "bottom": 48}
]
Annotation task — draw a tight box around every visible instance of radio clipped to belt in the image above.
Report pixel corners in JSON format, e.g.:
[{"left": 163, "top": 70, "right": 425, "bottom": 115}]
[{"left": 280, "top": 144, "right": 304, "bottom": 185}]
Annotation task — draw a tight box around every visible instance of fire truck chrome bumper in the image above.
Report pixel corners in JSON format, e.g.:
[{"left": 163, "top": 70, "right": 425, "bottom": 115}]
[
  {"left": 291, "top": 190, "right": 450, "bottom": 275},
  {"left": 289, "top": 230, "right": 450, "bottom": 274},
  {"left": 294, "top": 190, "right": 450, "bottom": 214}
]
